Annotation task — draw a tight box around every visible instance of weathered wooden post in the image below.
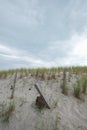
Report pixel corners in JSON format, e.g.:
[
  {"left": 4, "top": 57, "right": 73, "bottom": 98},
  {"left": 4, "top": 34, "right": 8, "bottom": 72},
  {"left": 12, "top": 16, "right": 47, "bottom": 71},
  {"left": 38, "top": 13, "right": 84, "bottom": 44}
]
[
  {"left": 34, "top": 83, "right": 50, "bottom": 109},
  {"left": 63, "top": 69, "right": 66, "bottom": 89},
  {"left": 61, "top": 69, "right": 67, "bottom": 95},
  {"left": 10, "top": 71, "right": 17, "bottom": 99}
]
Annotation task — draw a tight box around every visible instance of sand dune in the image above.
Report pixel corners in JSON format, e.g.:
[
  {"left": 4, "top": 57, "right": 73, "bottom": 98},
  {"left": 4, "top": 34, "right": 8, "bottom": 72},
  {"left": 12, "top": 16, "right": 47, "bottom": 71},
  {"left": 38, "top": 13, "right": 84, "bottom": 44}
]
[{"left": 0, "top": 73, "right": 87, "bottom": 130}]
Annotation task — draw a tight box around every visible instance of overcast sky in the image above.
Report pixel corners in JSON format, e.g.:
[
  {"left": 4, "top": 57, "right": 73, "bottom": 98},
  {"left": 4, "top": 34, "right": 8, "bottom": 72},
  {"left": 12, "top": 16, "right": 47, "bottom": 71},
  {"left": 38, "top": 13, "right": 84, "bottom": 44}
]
[{"left": 0, "top": 0, "right": 87, "bottom": 70}]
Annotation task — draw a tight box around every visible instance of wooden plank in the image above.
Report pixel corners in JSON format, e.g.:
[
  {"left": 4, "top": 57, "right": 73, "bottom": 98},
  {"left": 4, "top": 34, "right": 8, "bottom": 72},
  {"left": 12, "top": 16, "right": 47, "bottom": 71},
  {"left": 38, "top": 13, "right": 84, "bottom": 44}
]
[
  {"left": 34, "top": 83, "right": 50, "bottom": 109},
  {"left": 10, "top": 71, "right": 17, "bottom": 99}
]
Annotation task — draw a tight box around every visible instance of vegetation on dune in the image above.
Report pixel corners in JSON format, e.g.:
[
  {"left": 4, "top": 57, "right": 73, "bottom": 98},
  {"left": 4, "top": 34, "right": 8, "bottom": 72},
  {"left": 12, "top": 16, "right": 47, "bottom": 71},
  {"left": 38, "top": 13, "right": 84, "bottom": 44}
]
[
  {"left": 0, "top": 100, "right": 15, "bottom": 123},
  {"left": 0, "top": 66, "right": 87, "bottom": 97},
  {"left": 0, "top": 66, "right": 87, "bottom": 78},
  {"left": 74, "top": 80, "right": 81, "bottom": 98},
  {"left": 82, "top": 76, "right": 87, "bottom": 93},
  {"left": 60, "top": 69, "right": 68, "bottom": 95},
  {"left": 73, "top": 75, "right": 87, "bottom": 99},
  {"left": 0, "top": 66, "right": 87, "bottom": 129}
]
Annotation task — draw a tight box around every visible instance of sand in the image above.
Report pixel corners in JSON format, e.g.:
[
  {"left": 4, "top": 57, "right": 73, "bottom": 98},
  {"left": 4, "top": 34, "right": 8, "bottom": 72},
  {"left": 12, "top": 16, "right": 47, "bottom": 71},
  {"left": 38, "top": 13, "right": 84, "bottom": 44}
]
[{"left": 0, "top": 73, "right": 87, "bottom": 130}]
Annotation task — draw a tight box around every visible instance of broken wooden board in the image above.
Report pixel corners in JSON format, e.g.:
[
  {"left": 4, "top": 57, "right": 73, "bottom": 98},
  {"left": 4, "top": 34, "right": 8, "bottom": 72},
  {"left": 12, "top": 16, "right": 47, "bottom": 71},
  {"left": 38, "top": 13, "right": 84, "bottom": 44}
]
[{"left": 34, "top": 83, "right": 50, "bottom": 109}]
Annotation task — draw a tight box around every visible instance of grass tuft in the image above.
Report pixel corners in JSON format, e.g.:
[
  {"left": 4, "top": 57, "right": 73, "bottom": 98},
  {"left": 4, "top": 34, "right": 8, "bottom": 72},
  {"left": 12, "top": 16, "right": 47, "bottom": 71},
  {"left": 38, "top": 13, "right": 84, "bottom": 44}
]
[
  {"left": 0, "top": 100, "right": 15, "bottom": 123},
  {"left": 82, "top": 77, "right": 87, "bottom": 93},
  {"left": 74, "top": 80, "right": 81, "bottom": 98}
]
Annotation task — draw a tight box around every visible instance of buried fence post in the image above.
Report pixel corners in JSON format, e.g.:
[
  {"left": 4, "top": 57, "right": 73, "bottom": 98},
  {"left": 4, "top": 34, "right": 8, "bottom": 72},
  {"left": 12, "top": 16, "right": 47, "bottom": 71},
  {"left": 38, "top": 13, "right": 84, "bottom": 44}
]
[
  {"left": 63, "top": 69, "right": 66, "bottom": 88},
  {"left": 10, "top": 71, "right": 17, "bottom": 99},
  {"left": 61, "top": 69, "right": 68, "bottom": 95},
  {"left": 34, "top": 83, "right": 50, "bottom": 109}
]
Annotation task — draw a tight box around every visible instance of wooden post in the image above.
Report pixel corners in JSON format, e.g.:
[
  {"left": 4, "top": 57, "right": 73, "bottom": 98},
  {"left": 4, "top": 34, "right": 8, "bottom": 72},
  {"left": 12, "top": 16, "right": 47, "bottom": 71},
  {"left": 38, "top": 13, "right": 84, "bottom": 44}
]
[
  {"left": 10, "top": 71, "right": 17, "bottom": 99},
  {"left": 62, "top": 69, "right": 67, "bottom": 94},
  {"left": 34, "top": 83, "right": 50, "bottom": 109},
  {"left": 63, "top": 69, "right": 66, "bottom": 88}
]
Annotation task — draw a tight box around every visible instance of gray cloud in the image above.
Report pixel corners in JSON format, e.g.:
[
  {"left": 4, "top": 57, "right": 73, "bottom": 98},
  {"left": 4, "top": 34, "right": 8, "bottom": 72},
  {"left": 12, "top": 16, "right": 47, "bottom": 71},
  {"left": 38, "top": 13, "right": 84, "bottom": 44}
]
[{"left": 0, "top": 0, "right": 87, "bottom": 69}]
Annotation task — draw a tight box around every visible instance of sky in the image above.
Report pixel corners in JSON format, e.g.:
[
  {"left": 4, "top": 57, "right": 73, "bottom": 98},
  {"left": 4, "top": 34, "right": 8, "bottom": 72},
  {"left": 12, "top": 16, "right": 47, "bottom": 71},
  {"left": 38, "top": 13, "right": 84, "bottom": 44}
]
[{"left": 0, "top": 0, "right": 87, "bottom": 70}]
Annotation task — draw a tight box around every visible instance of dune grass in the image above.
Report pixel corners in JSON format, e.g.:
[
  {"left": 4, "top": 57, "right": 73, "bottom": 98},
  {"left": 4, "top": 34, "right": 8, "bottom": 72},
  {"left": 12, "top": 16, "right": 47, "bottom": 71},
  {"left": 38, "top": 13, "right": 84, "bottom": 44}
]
[
  {"left": 0, "top": 66, "right": 87, "bottom": 78},
  {"left": 0, "top": 100, "right": 15, "bottom": 123},
  {"left": 74, "top": 80, "right": 81, "bottom": 98},
  {"left": 82, "top": 77, "right": 87, "bottom": 93},
  {"left": 73, "top": 74, "right": 87, "bottom": 99}
]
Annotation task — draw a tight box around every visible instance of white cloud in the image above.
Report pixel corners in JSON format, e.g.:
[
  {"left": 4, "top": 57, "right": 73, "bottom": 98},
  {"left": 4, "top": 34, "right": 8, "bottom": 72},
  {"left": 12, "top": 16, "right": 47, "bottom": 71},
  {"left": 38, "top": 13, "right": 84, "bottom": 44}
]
[
  {"left": 0, "top": 44, "right": 18, "bottom": 55},
  {"left": 41, "top": 31, "right": 87, "bottom": 66},
  {"left": 63, "top": 32, "right": 87, "bottom": 66},
  {"left": 1, "top": 31, "right": 87, "bottom": 69},
  {"left": 0, "top": 43, "right": 56, "bottom": 68},
  {"left": 71, "top": 35, "right": 87, "bottom": 57}
]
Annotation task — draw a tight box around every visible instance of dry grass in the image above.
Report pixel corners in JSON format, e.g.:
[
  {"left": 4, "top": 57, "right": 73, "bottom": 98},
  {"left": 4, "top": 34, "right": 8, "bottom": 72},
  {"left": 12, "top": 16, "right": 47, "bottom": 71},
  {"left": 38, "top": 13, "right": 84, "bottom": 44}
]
[
  {"left": 82, "top": 77, "right": 87, "bottom": 93},
  {"left": 0, "top": 66, "right": 87, "bottom": 79},
  {"left": 0, "top": 100, "right": 15, "bottom": 123},
  {"left": 74, "top": 80, "right": 81, "bottom": 98}
]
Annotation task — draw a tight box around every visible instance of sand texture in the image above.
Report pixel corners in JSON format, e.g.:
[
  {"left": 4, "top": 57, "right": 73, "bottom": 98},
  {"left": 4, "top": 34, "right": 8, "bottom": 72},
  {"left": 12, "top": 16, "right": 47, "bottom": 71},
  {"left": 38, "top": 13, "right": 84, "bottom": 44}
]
[{"left": 0, "top": 73, "right": 87, "bottom": 130}]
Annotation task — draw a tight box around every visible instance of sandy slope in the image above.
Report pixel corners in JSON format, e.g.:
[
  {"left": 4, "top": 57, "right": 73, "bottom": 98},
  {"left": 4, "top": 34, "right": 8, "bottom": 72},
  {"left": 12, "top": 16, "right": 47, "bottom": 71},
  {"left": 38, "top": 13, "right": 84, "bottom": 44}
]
[{"left": 0, "top": 74, "right": 87, "bottom": 130}]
